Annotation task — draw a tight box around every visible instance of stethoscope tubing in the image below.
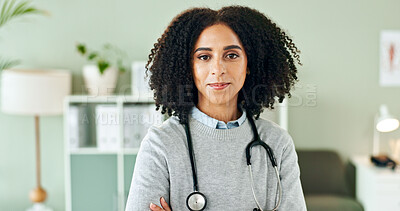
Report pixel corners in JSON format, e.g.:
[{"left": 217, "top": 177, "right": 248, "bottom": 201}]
[
  {"left": 246, "top": 115, "right": 282, "bottom": 211},
  {"left": 184, "top": 112, "right": 282, "bottom": 211},
  {"left": 184, "top": 121, "right": 199, "bottom": 192},
  {"left": 249, "top": 165, "right": 282, "bottom": 211}
]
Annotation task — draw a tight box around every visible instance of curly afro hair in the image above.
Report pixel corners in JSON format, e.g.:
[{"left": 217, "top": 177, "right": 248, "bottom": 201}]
[{"left": 146, "top": 5, "right": 301, "bottom": 124}]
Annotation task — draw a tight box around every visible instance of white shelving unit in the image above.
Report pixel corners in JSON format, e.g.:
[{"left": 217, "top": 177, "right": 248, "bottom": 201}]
[
  {"left": 63, "top": 95, "right": 162, "bottom": 211},
  {"left": 63, "top": 95, "right": 288, "bottom": 211}
]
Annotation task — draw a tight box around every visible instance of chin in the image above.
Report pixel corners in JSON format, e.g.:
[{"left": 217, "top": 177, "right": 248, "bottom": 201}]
[{"left": 208, "top": 98, "right": 235, "bottom": 107}]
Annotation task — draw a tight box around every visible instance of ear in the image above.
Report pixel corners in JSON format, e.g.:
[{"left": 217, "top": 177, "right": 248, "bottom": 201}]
[{"left": 246, "top": 67, "right": 250, "bottom": 75}]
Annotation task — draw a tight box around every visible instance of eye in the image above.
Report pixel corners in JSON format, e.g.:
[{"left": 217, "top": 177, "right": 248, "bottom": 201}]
[
  {"left": 197, "top": 55, "right": 210, "bottom": 61},
  {"left": 226, "top": 53, "right": 239, "bottom": 59}
]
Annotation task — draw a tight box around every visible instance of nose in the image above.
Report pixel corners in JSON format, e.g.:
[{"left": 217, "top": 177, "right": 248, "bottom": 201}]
[{"left": 211, "top": 58, "right": 225, "bottom": 76}]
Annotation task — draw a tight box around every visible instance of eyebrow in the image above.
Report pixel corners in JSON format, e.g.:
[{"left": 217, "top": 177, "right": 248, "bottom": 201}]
[{"left": 193, "top": 45, "right": 242, "bottom": 53}]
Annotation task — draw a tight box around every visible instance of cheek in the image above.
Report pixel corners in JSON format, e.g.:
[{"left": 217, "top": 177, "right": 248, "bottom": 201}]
[
  {"left": 235, "top": 73, "right": 246, "bottom": 90},
  {"left": 228, "top": 63, "right": 247, "bottom": 82},
  {"left": 192, "top": 64, "right": 208, "bottom": 85},
  {"left": 238, "top": 60, "right": 248, "bottom": 82}
]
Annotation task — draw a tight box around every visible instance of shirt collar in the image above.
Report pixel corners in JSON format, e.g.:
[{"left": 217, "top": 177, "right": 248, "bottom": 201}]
[{"left": 190, "top": 105, "right": 247, "bottom": 129}]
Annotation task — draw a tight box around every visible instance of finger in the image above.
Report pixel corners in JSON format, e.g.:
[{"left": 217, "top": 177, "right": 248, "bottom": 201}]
[
  {"left": 160, "top": 197, "right": 171, "bottom": 211},
  {"left": 150, "top": 203, "right": 164, "bottom": 211}
]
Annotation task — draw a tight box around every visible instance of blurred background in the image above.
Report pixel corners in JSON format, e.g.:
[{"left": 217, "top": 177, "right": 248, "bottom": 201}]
[{"left": 1, "top": 0, "right": 400, "bottom": 210}]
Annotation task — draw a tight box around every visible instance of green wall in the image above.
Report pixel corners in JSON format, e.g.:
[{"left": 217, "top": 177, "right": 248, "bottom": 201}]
[{"left": 1, "top": 0, "right": 400, "bottom": 210}]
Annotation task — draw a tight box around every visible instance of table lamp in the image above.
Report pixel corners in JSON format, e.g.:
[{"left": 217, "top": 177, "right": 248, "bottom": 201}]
[
  {"left": 373, "top": 104, "right": 399, "bottom": 155},
  {"left": 1, "top": 68, "right": 71, "bottom": 211},
  {"left": 371, "top": 104, "right": 399, "bottom": 169}
]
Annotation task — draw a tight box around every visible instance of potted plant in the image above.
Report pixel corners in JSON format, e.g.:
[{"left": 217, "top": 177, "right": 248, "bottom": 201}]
[{"left": 76, "top": 42, "right": 128, "bottom": 96}]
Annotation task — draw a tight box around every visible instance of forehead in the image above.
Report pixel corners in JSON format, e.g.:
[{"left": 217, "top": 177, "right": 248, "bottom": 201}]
[{"left": 194, "top": 24, "right": 243, "bottom": 47}]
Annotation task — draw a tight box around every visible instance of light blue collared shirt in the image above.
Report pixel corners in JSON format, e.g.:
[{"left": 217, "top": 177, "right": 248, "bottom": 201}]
[{"left": 190, "top": 105, "right": 247, "bottom": 129}]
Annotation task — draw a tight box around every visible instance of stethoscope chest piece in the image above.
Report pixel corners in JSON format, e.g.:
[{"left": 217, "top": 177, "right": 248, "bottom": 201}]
[{"left": 186, "top": 191, "right": 207, "bottom": 211}]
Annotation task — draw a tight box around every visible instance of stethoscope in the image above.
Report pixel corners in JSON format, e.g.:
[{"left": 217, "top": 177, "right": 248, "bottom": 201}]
[{"left": 183, "top": 112, "right": 282, "bottom": 211}]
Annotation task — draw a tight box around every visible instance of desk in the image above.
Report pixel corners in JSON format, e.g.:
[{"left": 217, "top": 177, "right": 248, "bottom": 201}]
[{"left": 351, "top": 156, "right": 400, "bottom": 211}]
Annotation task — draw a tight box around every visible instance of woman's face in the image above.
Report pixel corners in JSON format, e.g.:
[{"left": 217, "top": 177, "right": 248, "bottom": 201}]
[{"left": 191, "top": 23, "right": 247, "bottom": 108}]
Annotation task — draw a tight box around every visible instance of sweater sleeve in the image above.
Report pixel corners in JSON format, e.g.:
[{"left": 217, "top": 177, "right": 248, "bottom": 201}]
[
  {"left": 125, "top": 129, "right": 170, "bottom": 211},
  {"left": 277, "top": 135, "right": 307, "bottom": 211}
]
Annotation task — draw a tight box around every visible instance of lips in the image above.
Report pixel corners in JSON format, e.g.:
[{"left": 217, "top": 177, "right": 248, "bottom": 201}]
[{"left": 208, "top": 82, "right": 230, "bottom": 90}]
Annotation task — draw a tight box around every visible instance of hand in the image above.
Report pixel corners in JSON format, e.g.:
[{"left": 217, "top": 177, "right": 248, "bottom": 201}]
[{"left": 150, "top": 197, "right": 171, "bottom": 211}]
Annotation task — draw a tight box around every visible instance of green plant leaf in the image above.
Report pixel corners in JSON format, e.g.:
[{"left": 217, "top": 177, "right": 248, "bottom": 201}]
[
  {"left": 0, "top": 57, "right": 19, "bottom": 71},
  {"left": 0, "top": 0, "right": 11, "bottom": 23},
  {"left": 76, "top": 43, "right": 128, "bottom": 74},
  {"left": 97, "top": 60, "right": 109, "bottom": 75},
  {"left": 88, "top": 52, "right": 97, "bottom": 60},
  {"left": 0, "top": 0, "right": 15, "bottom": 26},
  {"left": 0, "top": 1, "right": 43, "bottom": 72},
  {"left": 76, "top": 43, "right": 86, "bottom": 55},
  {"left": 13, "top": 1, "right": 29, "bottom": 16},
  {"left": 117, "top": 59, "right": 126, "bottom": 72},
  {"left": 0, "top": 0, "right": 44, "bottom": 29},
  {"left": 118, "top": 65, "right": 126, "bottom": 72}
]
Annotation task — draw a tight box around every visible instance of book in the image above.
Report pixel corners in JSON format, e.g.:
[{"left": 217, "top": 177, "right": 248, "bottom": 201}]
[
  {"left": 95, "top": 104, "right": 120, "bottom": 151},
  {"left": 123, "top": 104, "right": 163, "bottom": 148},
  {"left": 68, "top": 105, "right": 89, "bottom": 149}
]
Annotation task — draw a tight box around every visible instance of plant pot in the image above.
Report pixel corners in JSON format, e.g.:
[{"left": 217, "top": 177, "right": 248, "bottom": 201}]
[{"left": 82, "top": 64, "right": 119, "bottom": 96}]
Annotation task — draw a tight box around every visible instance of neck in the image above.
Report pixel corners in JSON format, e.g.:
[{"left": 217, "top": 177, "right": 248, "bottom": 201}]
[{"left": 196, "top": 99, "right": 242, "bottom": 124}]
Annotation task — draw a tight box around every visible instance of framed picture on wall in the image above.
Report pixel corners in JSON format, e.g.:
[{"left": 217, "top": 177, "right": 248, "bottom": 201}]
[{"left": 380, "top": 30, "right": 400, "bottom": 87}]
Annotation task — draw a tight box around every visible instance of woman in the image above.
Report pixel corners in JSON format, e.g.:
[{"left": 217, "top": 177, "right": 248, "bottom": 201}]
[{"left": 126, "top": 5, "right": 306, "bottom": 211}]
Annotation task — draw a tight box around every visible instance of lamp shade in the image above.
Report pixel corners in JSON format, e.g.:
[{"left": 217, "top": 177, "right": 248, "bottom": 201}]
[
  {"left": 1, "top": 68, "right": 71, "bottom": 116},
  {"left": 376, "top": 104, "right": 399, "bottom": 132}
]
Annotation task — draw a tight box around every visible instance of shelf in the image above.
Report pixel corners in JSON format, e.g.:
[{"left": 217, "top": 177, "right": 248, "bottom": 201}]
[
  {"left": 64, "top": 94, "right": 162, "bottom": 211},
  {"left": 65, "top": 94, "right": 155, "bottom": 104},
  {"left": 69, "top": 147, "right": 140, "bottom": 155}
]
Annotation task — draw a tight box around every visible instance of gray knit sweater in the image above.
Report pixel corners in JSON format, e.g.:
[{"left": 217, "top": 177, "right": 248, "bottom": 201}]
[{"left": 125, "top": 114, "right": 307, "bottom": 211}]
